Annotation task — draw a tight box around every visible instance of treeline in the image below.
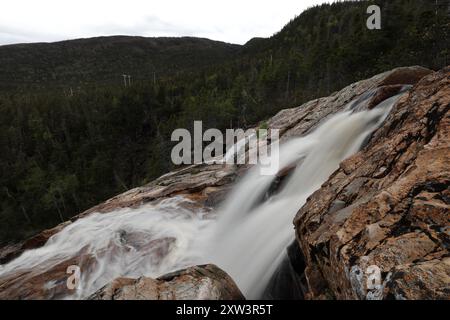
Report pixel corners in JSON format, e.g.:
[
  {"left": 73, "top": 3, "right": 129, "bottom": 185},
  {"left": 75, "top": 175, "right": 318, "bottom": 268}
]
[{"left": 0, "top": 0, "right": 448, "bottom": 244}]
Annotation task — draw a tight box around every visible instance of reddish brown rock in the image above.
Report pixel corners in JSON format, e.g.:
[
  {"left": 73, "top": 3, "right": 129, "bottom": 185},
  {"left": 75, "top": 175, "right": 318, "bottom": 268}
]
[
  {"left": 0, "top": 249, "right": 96, "bottom": 299},
  {"left": 366, "top": 85, "right": 405, "bottom": 109},
  {"left": 379, "top": 65, "right": 432, "bottom": 86},
  {"left": 294, "top": 67, "right": 450, "bottom": 300},
  {"left": 89, "top": 264, "right": 244, "bottom": 300}
]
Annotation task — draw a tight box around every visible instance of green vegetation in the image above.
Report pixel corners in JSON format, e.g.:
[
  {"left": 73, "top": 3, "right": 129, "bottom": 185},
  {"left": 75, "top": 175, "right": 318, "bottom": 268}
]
[
  {"left": 0, "top": 36, "right": 240, "bottom": 92},
  {"left": 0, "top": 0, "right": 448, "bottom": 244}
]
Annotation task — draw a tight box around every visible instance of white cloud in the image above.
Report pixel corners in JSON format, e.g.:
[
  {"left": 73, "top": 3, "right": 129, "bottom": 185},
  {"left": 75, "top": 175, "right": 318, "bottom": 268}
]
[{"left": 0, "top": 0, "right": 333, "bottom": 45}]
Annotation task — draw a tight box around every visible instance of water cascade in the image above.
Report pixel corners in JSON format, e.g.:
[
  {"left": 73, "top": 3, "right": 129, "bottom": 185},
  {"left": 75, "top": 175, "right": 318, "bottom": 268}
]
[
  {"left": 0, "top": 93, "right": 403, "bottom": 299},
  {"left": 203, "top": 95, "right": 400, "bottom": 298}
]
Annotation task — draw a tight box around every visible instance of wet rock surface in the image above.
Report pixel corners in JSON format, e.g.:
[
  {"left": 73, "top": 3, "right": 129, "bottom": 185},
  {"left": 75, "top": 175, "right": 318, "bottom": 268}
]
[{"left": 294, "top": 67, "right": 450, "bottom": 300}]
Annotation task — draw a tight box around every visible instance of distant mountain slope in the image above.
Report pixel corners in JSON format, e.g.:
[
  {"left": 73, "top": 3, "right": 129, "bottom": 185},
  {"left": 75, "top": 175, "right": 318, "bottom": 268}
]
[{"left": 0, "top": 36, "right": 241, "bottom": 91}]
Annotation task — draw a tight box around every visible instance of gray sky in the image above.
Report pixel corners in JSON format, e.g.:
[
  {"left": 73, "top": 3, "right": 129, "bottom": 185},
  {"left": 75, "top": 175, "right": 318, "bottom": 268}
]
[{"left": 0, "top": 0, "right": 333, "bottom": 46}]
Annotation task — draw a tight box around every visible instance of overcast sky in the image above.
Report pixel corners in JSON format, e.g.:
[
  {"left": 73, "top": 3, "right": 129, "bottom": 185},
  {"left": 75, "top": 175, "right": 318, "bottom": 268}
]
[{"left": 0, "top": 0, "right": 335, "bottom": 46}]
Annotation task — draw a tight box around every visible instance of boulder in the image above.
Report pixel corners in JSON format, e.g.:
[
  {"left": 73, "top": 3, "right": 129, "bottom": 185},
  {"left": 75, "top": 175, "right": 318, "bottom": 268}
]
[{"left": 89, "top": 264, "right": 244, "bottom": 300}]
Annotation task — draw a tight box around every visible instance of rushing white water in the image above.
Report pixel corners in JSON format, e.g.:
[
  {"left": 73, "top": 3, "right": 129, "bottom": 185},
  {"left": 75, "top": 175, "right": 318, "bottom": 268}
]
[
  {"left": 202, "top": 96, "right": 397, "bottom": 298},
  {"left": 0, "top": 94, "right": 401, "bottom": 299},
  {"left": 223, "top": 133, "right": 254, "bottom": 163},
  {"left": 0, "top": 197, "right": 214, "bottom": 298}
]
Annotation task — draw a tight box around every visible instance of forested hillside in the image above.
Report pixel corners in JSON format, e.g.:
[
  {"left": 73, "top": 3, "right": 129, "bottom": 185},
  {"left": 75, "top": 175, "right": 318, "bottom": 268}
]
[{"left": 0, "top": 0, "right": 448, "bottom": 244}]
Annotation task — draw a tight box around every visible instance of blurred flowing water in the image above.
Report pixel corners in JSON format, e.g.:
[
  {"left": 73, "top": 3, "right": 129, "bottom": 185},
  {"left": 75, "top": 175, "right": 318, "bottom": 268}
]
[{"left": 0, "top": 94, "right": 402, "bottom": 299}]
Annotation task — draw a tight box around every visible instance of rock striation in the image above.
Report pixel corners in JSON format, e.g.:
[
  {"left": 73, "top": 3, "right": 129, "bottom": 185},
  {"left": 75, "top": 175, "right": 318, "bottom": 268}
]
[{"left": 293, "top": 67, "right": 450, "bottom": 300}]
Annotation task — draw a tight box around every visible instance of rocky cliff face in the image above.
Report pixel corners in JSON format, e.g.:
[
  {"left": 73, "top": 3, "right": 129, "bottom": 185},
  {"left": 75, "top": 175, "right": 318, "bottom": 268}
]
[
  {"left": 294, "top": 67, "right": 450, "bottom": 300},
  {"left": 0, "top": 66, "right": 447, "bottom": 300}
]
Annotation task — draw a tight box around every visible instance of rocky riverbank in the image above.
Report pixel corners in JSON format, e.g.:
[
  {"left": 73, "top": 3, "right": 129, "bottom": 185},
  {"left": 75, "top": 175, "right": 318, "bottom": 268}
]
[{"left": 0, "top": 65, "right": 447, "bottom": 300}]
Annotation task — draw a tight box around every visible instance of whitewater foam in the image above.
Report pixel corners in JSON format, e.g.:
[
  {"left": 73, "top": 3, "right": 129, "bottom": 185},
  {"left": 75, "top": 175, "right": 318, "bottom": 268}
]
[{"left": 0, "top": 93, "right": 401, "bottom": 299}]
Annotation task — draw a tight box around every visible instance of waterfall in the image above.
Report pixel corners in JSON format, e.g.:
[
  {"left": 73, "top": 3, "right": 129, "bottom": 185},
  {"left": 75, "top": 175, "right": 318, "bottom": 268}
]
[
  {"left": 0, "top": 94, "right": 402, "bottom": 299},
  {"left": 202, "top": 95, "right": 400, "bottom": 298}
]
